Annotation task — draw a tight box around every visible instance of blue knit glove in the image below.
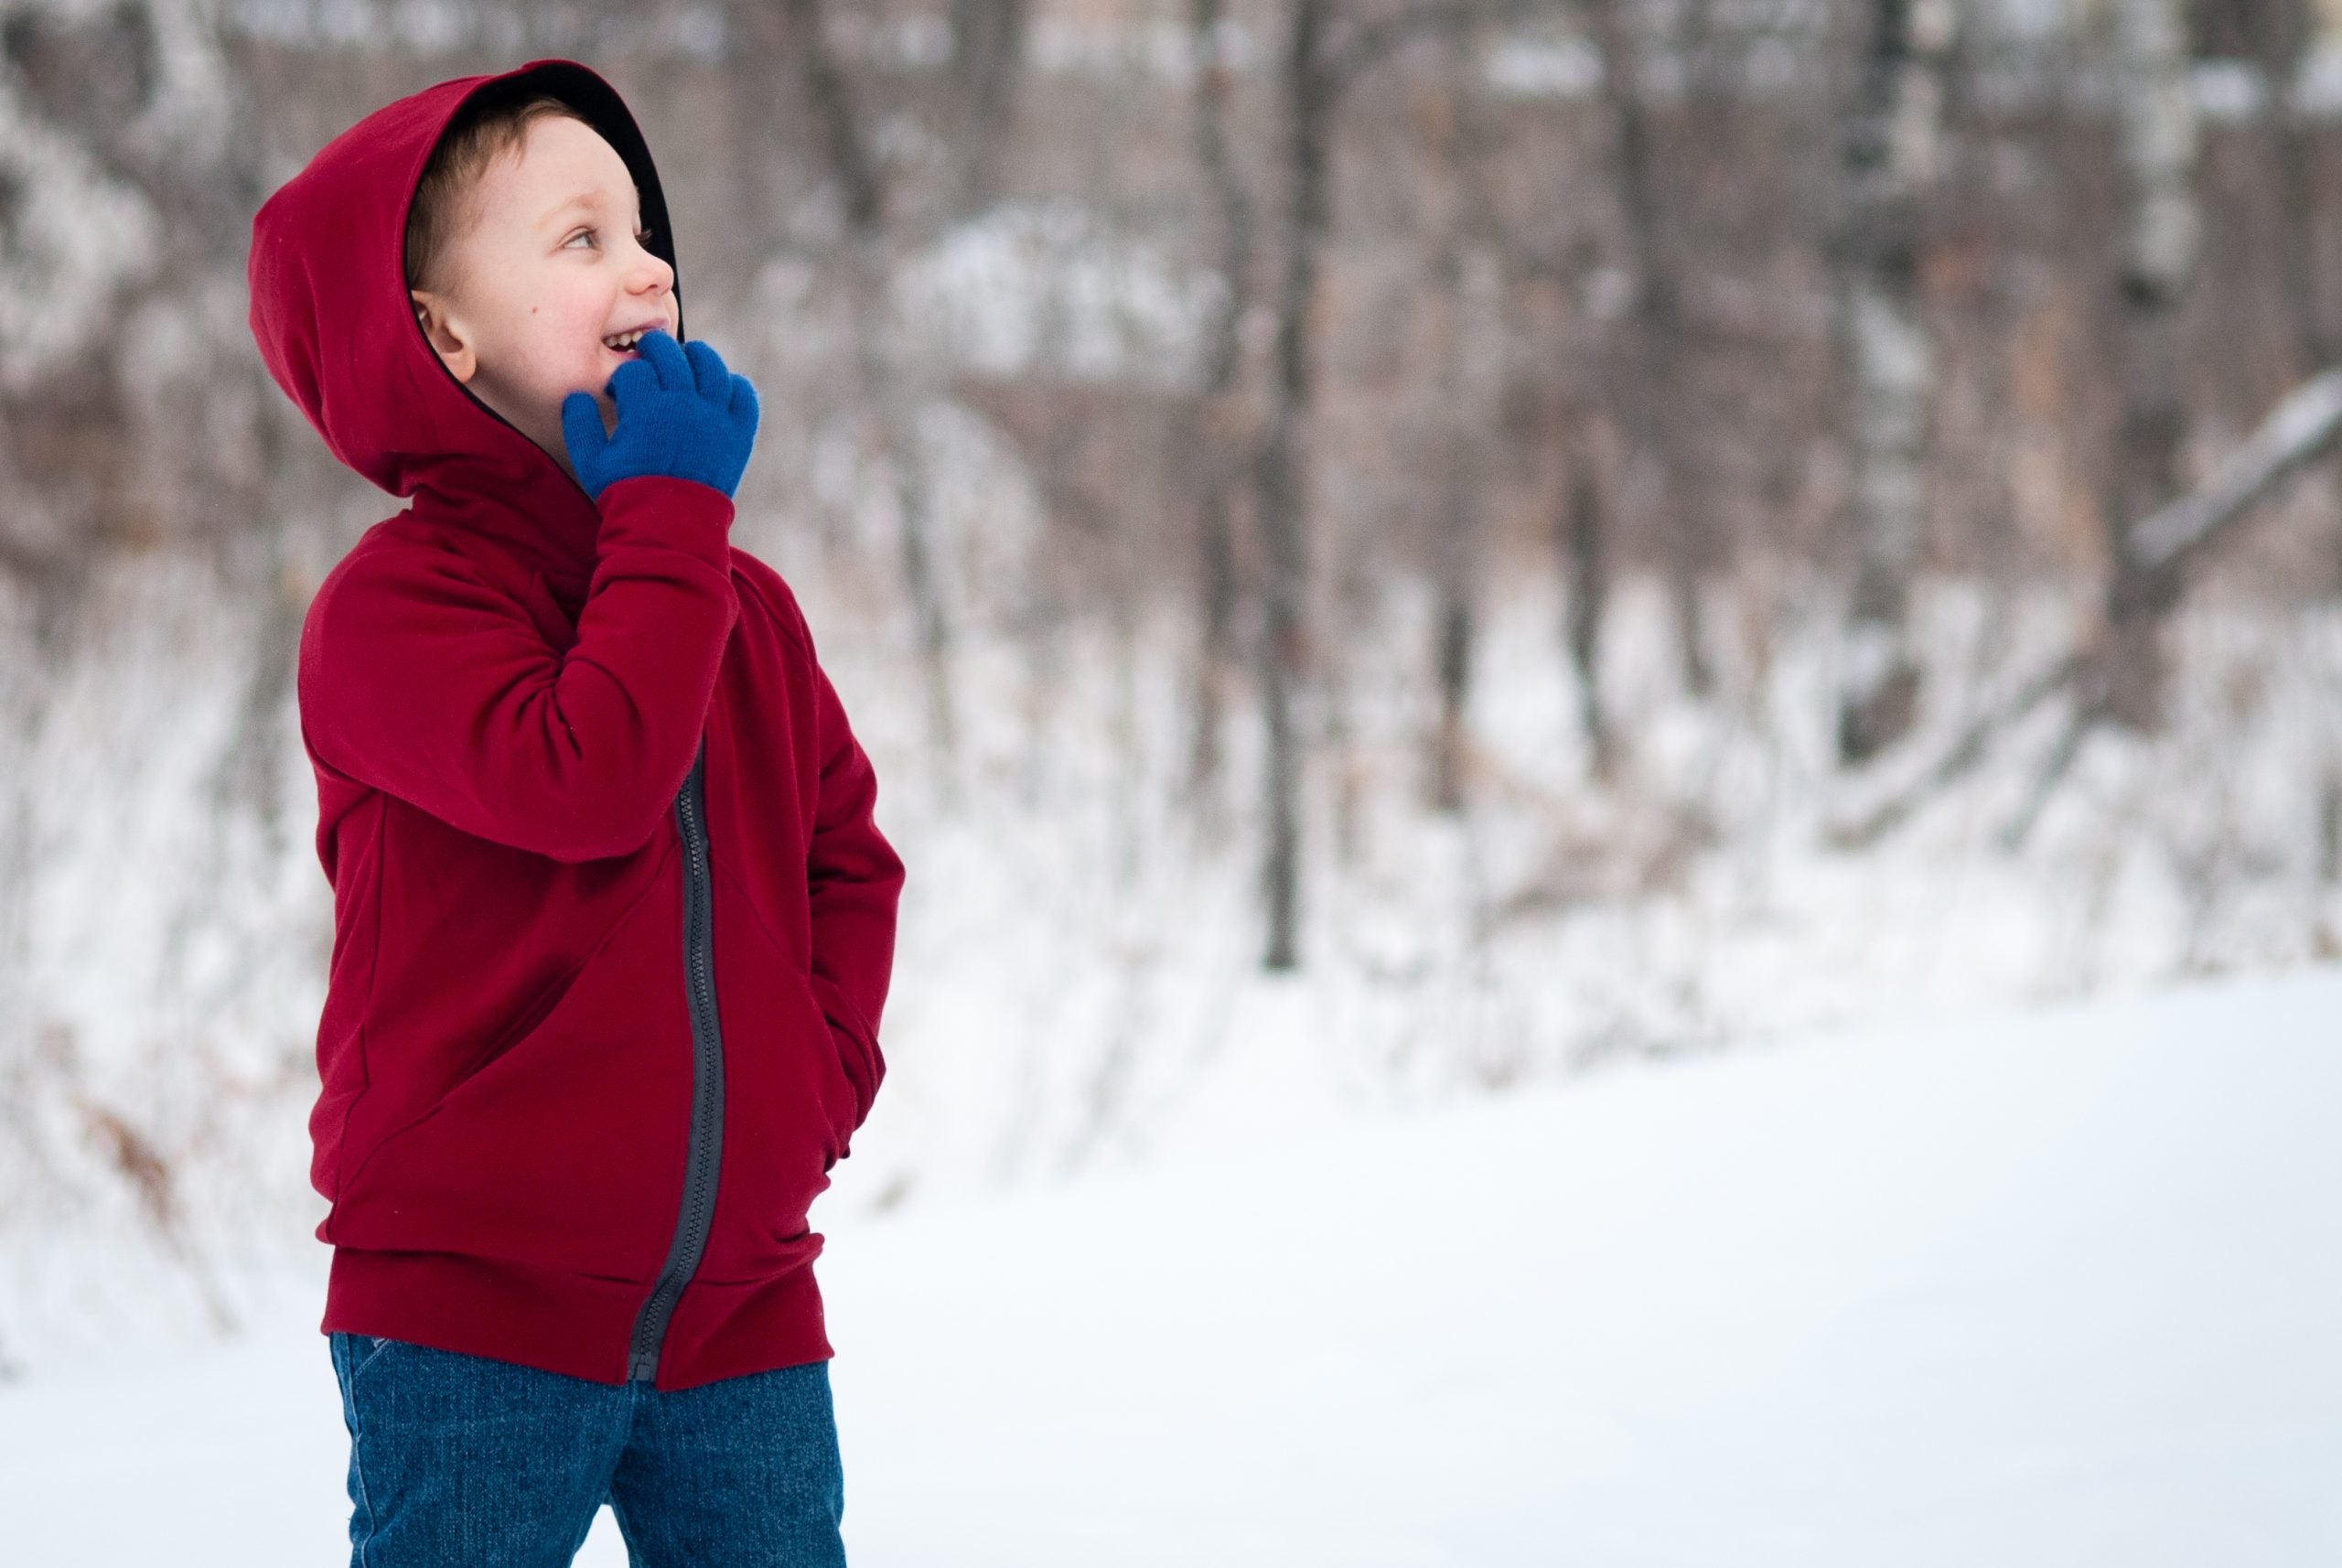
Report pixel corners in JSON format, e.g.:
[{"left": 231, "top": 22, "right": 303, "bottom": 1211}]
[{"left": 562, "top": 330, "right": 760, "bottom": 502}]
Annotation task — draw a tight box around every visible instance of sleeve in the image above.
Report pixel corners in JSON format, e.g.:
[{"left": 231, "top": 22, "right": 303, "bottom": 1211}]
[
  {"left": 297, "top": 475, "right": 740, "bottom": 862},
  {"left": 788, "top": 597, "right": 905, "bottom": 1141}
]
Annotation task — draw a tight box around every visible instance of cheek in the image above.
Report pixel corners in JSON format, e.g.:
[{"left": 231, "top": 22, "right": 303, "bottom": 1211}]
[
  {"left": 575, "top": 300, "right": 626, "bottom": 359},
  {"left": 524, "top": 295, "right": 615, "bottom": 383}
]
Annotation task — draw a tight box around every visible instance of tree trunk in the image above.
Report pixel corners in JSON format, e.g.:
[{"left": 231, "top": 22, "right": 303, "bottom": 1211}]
[
  {"left": 1429, "top": 32, "right": 1498, "bottom": 815},
  {"left": 2259, "top": 1, "right": 2329, "bottom": 374},
  {"left": 1585, "top": 0, "right": 1707, "bottom": 697},
  {"left": 1835, "top": 0, "right": 1959, "bottom": 765},
  {"left": 1562, "top": 424, "right": 1616, "bottom": 779},
  {"left": 1252, "top": 0, "right": 1335, "bottom": 971},
  {"left": 2102, "top": 0, "right": 2201, "bottom": 732},
  {"left": 1186, "top": 0, "right": 1253, "bottom": 801}
]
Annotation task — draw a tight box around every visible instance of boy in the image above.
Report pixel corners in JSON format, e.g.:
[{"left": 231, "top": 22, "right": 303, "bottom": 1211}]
[{"left": 247, "top": 58, "right": 903, "bottom": 1566}]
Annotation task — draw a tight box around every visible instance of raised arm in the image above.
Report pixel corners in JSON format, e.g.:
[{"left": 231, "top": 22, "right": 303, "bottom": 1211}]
[{"left": 299, "top": 473, "right": 738, "bottom": 861}]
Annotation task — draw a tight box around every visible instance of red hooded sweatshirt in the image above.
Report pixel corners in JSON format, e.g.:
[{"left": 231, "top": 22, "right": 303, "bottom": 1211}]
[{"left": 247, "top": 59, "right": 904, "bottom": 1391}]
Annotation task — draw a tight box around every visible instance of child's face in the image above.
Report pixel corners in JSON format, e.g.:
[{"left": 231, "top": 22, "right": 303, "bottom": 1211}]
[{"left": 409, "top": 114, "right": 679, "bottom": 480}]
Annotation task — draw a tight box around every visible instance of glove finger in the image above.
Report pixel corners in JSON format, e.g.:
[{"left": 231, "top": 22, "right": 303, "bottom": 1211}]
[
  {"left": 607, "top": 356, "right": 658, "bottom": 406},
  {"left": 560, "top": 392, "right": 608, "bottom": 469},
  {"left": 727, "top": 372, "right": 759, "bottom": 435},
  {"left": 683, "top": 338, "right": 730, "bottom": 402},
  {"left": 634, "top": 328, "right": 692, "bottom": 392}
]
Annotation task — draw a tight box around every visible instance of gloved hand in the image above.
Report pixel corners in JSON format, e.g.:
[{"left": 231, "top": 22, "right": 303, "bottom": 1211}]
[{"left": 562, "top": 330, "right": 760, "bottom": 502}]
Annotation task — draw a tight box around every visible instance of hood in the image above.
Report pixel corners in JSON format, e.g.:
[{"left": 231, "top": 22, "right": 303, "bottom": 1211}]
[{"left": 247, "top": 59, "right": 685, "bottom": 589}]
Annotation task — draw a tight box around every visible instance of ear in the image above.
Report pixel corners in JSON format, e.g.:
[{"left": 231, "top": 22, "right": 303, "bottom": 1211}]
[{"left": 409, "top": 289, "right": 478, "bottom": 383}]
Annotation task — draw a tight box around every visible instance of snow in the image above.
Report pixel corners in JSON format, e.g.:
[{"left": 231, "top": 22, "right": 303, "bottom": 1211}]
[{"left": 4, "top": 965, "right": 2337, "bottom": 1564}]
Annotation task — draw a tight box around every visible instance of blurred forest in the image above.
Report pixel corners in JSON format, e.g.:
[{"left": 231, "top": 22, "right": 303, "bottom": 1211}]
[{"left": 9, "top": 0, "right": 2342, "bottom": 1359}]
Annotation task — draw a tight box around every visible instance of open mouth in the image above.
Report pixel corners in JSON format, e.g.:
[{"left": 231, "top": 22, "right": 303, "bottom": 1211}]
[{"left": 601, "top": 326, "right": 661, "bottom": 355}]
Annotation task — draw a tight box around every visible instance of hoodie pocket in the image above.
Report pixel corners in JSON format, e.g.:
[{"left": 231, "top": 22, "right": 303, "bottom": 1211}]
[
  {"left": 708, "top": 863, "right": 861, "bottom": 1162},
  {"left": 682, "top": 877, "right": 860, "bottom": 1285},
  {"left": 790, "top": 968, "right": 864, "bottom": 1169},
  {"left": 327, "top": 855, "right": 698, "bottom": 1283}
]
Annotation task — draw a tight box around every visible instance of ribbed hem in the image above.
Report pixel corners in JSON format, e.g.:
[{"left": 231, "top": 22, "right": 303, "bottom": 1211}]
[
  {"left": 655, "top": 1266, "right": 834, "bottom": 1391},
  {"left": 322, "top": 1247, "right": 833, "bottom": 1391}
]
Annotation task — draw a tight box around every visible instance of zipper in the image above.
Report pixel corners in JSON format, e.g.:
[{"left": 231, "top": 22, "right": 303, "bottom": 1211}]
[{"left": 627, "top": 738, "right": 725, "bottom": 1383}]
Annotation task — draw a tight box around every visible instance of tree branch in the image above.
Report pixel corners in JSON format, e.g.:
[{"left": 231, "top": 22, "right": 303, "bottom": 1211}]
[
  {"left": 1826, "top": 651, "right": 2083, "bottom": 850},
  {"left": 1832, "top": 361, "right": 2342, "bottom": 847},
  {"left": 2122, "top": 365, "right": 2342, "bottom": 579}
]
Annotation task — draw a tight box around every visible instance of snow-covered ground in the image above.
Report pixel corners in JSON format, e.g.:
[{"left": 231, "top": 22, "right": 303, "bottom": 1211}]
[{"left": 4, "top": 965, "right": 2336, "bottom": 1565}]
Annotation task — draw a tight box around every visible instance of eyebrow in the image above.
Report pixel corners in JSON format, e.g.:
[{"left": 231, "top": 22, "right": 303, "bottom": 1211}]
[{"left": 541, "top": 190, "right": 642, "bottom": 229}]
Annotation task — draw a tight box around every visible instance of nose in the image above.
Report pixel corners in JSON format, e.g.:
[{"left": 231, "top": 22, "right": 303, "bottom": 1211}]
[{"left": 625, "top": 240, "right": 673, "bottom": 300}]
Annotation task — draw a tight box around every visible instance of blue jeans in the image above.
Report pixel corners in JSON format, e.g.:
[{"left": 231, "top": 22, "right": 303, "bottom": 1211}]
[{"left": 327, "top": 1331, "right": 847, "bottom": 1567}]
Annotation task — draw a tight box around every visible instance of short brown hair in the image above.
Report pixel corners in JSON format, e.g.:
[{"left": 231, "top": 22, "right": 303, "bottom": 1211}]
[{"left": 404, "top": 91, "right": 590, "bottom": 295}]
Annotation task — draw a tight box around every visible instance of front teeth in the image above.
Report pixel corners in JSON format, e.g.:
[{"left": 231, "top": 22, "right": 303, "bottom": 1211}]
[{"left": 604, "top": 328, "right": 648, "bottom": 350}]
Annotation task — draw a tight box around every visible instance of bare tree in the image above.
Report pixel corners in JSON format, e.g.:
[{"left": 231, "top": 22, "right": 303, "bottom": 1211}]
[
  {"left": 1582, "top": 0, "right": 1708, "bottom": 696},
  {"left": 766, "top": 0, "right": 961, "bottom": 763},
  {"left": 1972, "top": 0, "right": 2208, "bottom": 841},
  {"left": 1425, "top": 27, "right": 1502, "bottom": 813},
  {"left": 1250, "top": 0, "right": 1335, "bottom": 970},
  {"left": 2249, "top": 0, "right": 2331, "bottom": 374},
  {"left": 1834, "top": 0, "right": 1961, "bottom": 765},
  {"left": 1184, "top": 0, "right": 1256, "bottom": 800},
  {"left": 2099, "top": 0, "right": 2202, "bottom": 733},
  {"left": 1245, "top": 0, "right": 1553, "bottom": 968},
  {"left": 1559, "top": 414, "right": 1617, "bottom": 778}
]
